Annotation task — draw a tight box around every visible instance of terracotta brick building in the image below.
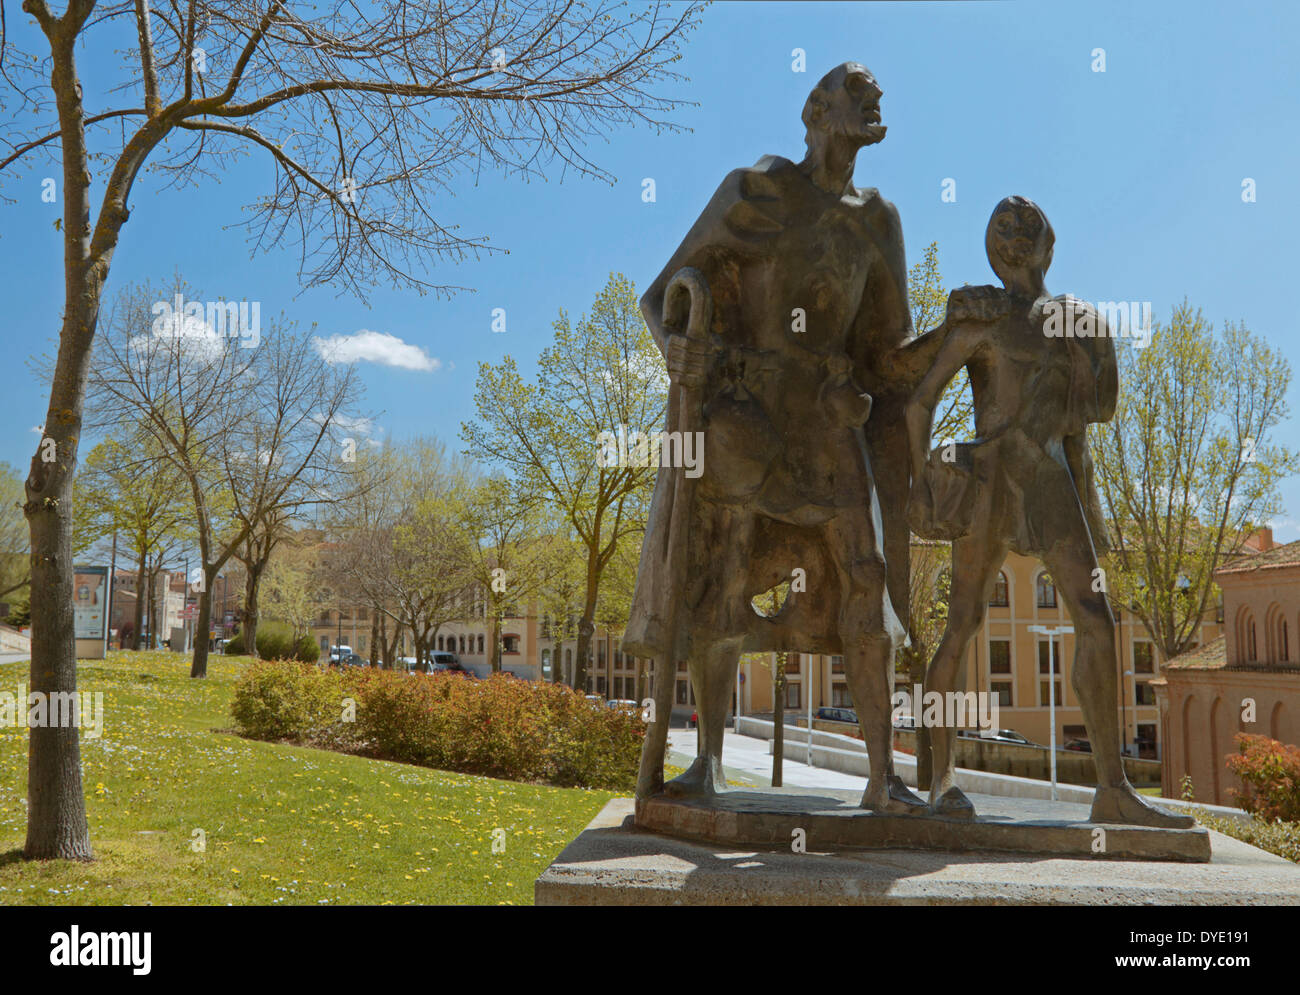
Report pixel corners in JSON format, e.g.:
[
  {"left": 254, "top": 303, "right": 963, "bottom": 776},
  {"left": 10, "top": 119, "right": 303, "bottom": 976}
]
[{"left": 1154, "top": 538, "right": 1300, "bottom": 805}]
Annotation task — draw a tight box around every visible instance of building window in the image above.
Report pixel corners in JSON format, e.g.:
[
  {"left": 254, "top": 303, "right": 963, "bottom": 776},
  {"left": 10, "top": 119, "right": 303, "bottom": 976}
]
[
  {"left": 1038, "top": 681, "right": 1062, "bottom": 707},
  {"left": 991, "top": 681, "right": 1013, "bottom": 707},
  {"left": 1036, "top": 573, "right": 1057, "bottom": 608},
  {"left": 596, "top": 676, "right": 606, "bottom": 696},
  {"left": 830, "top": 655, "right": 844, "bottom": 674},
  {"left": 676, "top": 679, "right": 690, "bottom": 706},
  {"left": 989, "top": 639, "right": 1011, "bottom": 675},
  {"left": 1132, "top": 642, "right": 1155, "bottom": 674},
  {"left": 784, "top": 653, "right": 801, "bottom": 676},
  {"left": 1134, "top": 681, "right": 1155, "bottom": 706},
  {"left": 477, "top": 634, "right": 484, "bottom": 655},
  {"left": 989, "top": 572, "right": 1009, "bottom": 607},
  {"left": 832, "top": 683, "right": 851, "bottom": 706},
  {"left": 786, "top": 683, "right": 801, "bottom": 709},
  {"left": 437, "top": 635, "right": 444, "bottom": 651},
  {"left": 1249, "top": 622, "right": 1258, "bottom": 661},
  {"left": 1037, "top": 639, "right": 1062, "bottom": 675},
  {"left": 502, "top": 634, "right": 520, "bottom": 654},
  {"left": 1280, "top": 620, "right": 1290, "bottom": 662}
]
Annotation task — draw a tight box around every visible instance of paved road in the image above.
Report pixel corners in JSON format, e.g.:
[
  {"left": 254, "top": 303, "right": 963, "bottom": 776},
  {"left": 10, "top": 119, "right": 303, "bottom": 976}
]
[{"left": 667, "top": 727, "right": 867, "bottom": 791}]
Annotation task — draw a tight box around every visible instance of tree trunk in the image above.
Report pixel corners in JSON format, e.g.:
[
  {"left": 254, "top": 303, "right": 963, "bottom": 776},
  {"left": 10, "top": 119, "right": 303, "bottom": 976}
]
[
  {"left": 243, "top": 568, "right": 261, "bottom": 660},
  {"left": 907, "top": 646, "right": 932, "bottom": 790},
  {"left": 370, "top": 611, "right": 380, "bottom": 667},
  {"left": 189, "top": 565, "right": 217, "bottom": 677},
  {"left": 23, "top": 32, "right": 98, "bottom": 855},
  {"left": 131, "top": 553, "right": 146, "bottom": 651},
  {"left": 489, "top": 609, "right": 502, "bottom": 673}
]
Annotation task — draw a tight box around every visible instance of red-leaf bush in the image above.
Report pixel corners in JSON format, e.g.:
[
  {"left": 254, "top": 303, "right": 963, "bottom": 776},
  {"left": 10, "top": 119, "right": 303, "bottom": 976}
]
[
  {"left": 1226, "top": 733, "right": 1300, "bottom": 823},
  {"left": 232, "top": 662, "right": 644, "bottom": 791}
]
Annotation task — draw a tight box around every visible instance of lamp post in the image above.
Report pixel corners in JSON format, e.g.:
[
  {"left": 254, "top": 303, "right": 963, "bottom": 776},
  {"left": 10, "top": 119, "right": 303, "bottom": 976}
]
[{"left": 1028, "top": 623, "right": 1073, "bottom": 801}]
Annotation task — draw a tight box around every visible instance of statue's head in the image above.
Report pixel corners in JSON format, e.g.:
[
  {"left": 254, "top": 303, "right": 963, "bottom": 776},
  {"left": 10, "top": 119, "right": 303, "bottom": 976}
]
[
  {"left": 802, "top": 62, "right": 886, "bottom": 151},
  {"left": 985, "top": 196, "right": 1055, "bottom": 283}
]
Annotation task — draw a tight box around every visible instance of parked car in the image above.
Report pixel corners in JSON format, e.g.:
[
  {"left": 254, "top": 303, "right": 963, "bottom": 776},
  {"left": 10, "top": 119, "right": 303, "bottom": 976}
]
[
  {"left": 817, "top": 706, "right": 858, "bottom": 725},
  {"left": 892, "top": 713, "right": 917, "bottom": 730},
  {"left": 983, "top": 729, "right": 1035, "bottom": 746},
  {"left": 1064, "top": 738, "right": 1093, "bottom": 753},
  {"left": 584, "top": 694, "right": 605, "bottom": 708},
  {"left": 606, "top": 699, "right": 639, "bottom": 714},
  {"left": 959, "top": 728, "right": 1038, "bottom": 746},
  {"left": 339, "top": 653, "right": 367, "bottom": 668}
]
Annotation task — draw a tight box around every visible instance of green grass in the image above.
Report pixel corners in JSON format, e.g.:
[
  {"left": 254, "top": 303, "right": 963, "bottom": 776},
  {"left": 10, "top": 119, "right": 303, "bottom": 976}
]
[{"left": 0, "top": 651, "right": 617, "bottom": 905}]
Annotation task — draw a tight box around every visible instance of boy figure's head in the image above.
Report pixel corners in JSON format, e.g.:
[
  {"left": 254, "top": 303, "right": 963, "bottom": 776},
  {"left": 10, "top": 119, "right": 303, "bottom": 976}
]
[{"left": 985, "top": 195, "right": 1055, "bottom": 291}]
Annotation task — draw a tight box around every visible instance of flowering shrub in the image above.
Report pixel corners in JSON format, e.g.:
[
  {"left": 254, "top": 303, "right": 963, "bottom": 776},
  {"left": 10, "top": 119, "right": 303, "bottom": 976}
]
[
  {"left": 1226, "top": 733, "right": 1300, "bottom": 823},
  {"left": 230, "top": 660, "right": 354, "bottom": 745},
  {"left": 231, "top": 662, "right": 644, "bottom": 791}
]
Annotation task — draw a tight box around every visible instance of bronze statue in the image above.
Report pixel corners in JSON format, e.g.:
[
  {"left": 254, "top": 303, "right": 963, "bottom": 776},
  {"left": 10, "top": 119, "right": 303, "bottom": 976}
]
[
  {"left": 905, "top": 196, "right": 1193, "bottom": 828},
  {"left": 625, "top": 62, "right": 926, "bottom": 815}
]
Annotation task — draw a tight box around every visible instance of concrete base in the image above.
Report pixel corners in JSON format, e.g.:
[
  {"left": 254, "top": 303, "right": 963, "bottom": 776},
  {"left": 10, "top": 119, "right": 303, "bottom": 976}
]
[
  {"left": 535, "top": 798, "right": 1300, "bottom": 905},
  {"left": 636, "top": 785, "right": 1210, "bottom": 862}
]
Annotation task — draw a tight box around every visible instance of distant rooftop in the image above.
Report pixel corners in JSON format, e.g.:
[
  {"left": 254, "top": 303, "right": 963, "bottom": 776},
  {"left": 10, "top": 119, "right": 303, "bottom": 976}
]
[{"left": 1216, "top": 539, "right": 1300, "bottom": 577}]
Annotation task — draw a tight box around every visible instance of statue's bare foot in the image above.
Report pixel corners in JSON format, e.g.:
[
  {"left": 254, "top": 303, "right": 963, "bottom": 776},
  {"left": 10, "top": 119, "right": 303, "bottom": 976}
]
[
  {"left": 1090, "top": 785, "right": 1195, "bottom": 828},
  {"left": 861, "top": 774, "right": 928, "bottom": 815},
  {"left": 930, "top": 785, "right": 976, "bottom": 820},
  {"left": 664, "top": 756, "right": 726, "bottom": 798}
]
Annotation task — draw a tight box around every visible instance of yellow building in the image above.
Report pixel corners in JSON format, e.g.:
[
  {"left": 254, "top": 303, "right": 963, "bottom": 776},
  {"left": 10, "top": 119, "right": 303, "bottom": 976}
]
[{"left": 735, "top": 546, "right": 1229, "bottom": 760}]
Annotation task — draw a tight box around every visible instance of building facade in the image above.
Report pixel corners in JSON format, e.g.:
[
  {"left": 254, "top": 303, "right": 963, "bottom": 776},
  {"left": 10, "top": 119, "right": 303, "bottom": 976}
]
[{"left": 1154, "top": 538, "right": 1300, "bottom": 805}]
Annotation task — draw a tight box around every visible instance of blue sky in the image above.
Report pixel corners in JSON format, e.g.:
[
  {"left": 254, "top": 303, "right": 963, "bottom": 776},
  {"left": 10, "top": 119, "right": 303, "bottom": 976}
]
[{"left": 3, "top": 0, "right": 1299, "bottom": 539}]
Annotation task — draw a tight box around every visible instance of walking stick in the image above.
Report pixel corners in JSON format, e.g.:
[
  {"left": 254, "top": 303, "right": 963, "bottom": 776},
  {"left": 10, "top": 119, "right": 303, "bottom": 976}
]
[{"left": 635, "top": 266, "right": 712, "bottom": 802}]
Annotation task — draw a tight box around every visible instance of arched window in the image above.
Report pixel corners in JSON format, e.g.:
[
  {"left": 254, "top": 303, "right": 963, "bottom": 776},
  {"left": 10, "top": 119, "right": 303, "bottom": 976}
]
[
  {"left": 477, "top": 634, "right": 484, "bottom": 655},
  {"left": 1036, "top": 572, "right": 1057, "bottom": 608},
  {"left": 1248, "top": 619, "right": 1258, "bottom": 661},
  {"left": 437, "top": 635, "right": 444, "bottom": 651},
  {"left": 1280, "top": 619, "right": 1290, "bottom": 662},
  {"left": 459, "top": 635, "right": 467, "bottom": 654},
  {"left": 989, "top": 571, "right": 1009, "bottom": 607}
]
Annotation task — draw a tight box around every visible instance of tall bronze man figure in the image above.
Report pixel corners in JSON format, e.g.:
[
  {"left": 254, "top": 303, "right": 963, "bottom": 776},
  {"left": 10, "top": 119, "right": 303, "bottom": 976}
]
[{"left": 626, "top": 63, "right": 926, "bottom": 814}]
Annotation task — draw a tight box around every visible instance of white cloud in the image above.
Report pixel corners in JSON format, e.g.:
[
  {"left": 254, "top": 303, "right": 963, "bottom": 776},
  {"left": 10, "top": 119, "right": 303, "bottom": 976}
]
[{"left": 312, "top": 330, "right": 440, "bottom": 372}]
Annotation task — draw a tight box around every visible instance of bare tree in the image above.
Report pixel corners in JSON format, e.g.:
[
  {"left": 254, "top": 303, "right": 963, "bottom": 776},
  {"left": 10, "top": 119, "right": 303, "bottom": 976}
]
[
  {"left": 89, "top": 279, "right": 364, "bottom": 677},
  {"left": 3, "top": 0, "right": 700, "bottom": 858},
  {"left": 333, "top": 438, "right": 476, "bottom": 669}
]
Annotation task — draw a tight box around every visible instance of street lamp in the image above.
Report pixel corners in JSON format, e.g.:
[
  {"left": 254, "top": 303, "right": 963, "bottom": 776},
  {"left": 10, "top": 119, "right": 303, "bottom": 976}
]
[{"left": 1028, "top": 623, "right": 1074, "bottom": 801}]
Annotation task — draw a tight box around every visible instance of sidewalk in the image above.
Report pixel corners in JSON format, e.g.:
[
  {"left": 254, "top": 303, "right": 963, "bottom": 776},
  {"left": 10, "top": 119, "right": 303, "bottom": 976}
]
[{"left": 667, "top": 727, "right": 867, "bottom": 791}]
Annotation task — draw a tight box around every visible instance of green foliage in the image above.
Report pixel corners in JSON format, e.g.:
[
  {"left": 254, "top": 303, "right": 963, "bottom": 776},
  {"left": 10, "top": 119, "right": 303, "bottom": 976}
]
[
  {"left": 908, "top": 242, "right": 973, "bottom": 444},
  {"left": 1092, "top": 301, "right": 1300, "bottom": 659},
  {"left": 230, "top": 660, "right": 353, "bottom": 744},
  {"left": 1226, "top": 733, "right": 1300, "bottom": 823},
  {"left": 462, "top": 272, "right": 667, "bottom": 686},
  {"left": 225, "top": 620, "right": 318, "bottom": 663},
  {"left": 232, "top": 663, "right": 644, "bottom": 790},
  {"left": 1193, "top": 809, "right": 1300, "bottom": 864},
  {"left": 3, "top": 600, "right": 30, "bottom": 628}
]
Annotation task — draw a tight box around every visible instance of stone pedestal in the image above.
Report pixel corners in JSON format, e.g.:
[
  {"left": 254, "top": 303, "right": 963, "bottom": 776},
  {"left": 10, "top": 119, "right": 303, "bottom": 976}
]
[
  {"left": 636, "top": 785, "right": 1210, "bottom": 862},
  {"left": 535, "top": 796, "right": 1300, "bottom": 906}
]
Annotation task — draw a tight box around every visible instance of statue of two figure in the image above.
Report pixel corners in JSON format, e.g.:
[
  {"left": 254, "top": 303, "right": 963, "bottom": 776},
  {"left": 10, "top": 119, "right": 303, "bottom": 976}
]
[{"left": 623, "top": 61, "right": 1191, "bottom": 830}]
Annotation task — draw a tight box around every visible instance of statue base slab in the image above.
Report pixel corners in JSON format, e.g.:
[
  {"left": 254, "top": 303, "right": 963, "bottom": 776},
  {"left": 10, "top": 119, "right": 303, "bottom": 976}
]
[
  {"left": 633, "top": 784, "right": 1210, "bottom": 862},
  {"left": 534, "top": 796, "right": 1300, "bottom": 906}
]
